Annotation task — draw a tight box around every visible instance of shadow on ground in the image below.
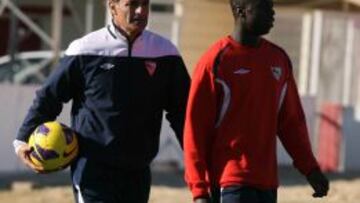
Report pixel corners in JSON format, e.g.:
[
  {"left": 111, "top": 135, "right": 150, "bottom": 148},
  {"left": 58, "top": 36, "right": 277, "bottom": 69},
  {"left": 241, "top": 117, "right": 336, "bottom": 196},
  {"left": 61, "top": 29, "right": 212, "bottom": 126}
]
[{"left": 1, "top": 165, "right": 359, "bottom": 191}]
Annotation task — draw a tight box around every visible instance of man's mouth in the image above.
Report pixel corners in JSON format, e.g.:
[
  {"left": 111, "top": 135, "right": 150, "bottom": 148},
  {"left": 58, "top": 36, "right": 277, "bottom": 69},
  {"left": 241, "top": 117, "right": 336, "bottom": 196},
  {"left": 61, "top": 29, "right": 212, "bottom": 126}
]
[{"left": 132, "top": 18, "right": 145, "bottom": 23}]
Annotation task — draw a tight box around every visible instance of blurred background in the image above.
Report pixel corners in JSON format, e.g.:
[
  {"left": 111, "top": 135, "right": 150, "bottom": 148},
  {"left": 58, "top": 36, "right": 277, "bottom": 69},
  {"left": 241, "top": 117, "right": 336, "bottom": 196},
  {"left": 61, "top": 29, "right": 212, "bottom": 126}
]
[{"left": 0, "top": 0, "right": 360, "bottom": 202}]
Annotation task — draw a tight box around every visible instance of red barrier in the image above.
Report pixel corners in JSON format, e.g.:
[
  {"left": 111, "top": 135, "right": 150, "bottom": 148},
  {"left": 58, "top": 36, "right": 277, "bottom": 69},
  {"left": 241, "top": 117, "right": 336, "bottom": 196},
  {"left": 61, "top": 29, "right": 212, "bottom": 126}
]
[{"left": 317, "top": 102, "right": 343, "bottom": 172}]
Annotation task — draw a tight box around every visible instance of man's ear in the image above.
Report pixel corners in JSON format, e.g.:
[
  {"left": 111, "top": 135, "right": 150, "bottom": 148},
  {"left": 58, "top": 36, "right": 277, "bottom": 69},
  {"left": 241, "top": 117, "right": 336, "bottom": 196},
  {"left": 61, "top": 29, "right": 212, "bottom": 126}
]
[
  {"left": 109, "top": 0, "right": 117, "bottom": 16},
  {"left": 237, "top": 7, "right": 246, "bottom": 18}
]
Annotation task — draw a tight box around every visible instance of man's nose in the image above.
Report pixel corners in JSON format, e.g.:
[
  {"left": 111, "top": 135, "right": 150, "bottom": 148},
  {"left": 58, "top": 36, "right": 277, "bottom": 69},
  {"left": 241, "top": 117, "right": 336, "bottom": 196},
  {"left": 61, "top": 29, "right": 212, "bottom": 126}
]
[{"left": 135, "top": 6, "right": 146, "bottom": 15}]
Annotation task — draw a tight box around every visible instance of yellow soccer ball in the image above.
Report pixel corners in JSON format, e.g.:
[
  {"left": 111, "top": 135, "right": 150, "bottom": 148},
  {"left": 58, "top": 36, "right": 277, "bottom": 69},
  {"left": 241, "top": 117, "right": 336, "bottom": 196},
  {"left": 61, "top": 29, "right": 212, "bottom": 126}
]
[{"left": 28, "top": 121, "right": 78, "bottom": 172}]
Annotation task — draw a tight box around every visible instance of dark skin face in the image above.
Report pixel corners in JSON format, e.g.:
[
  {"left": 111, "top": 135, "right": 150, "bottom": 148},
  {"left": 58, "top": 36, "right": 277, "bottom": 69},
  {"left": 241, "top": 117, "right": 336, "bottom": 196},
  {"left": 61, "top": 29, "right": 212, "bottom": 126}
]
[
  {"left": 231, "top": 0, "right": 275, "bottom": 46},
  {"left": 109, "top": 0, "right": 150, "bottom": 42}
]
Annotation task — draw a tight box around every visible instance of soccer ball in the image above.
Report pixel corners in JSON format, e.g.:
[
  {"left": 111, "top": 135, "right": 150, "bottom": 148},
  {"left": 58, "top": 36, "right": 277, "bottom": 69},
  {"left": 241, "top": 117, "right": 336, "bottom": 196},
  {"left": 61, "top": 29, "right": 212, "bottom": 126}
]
[{"left": 28, "top": 121, "right": 78, "bottom": 172}]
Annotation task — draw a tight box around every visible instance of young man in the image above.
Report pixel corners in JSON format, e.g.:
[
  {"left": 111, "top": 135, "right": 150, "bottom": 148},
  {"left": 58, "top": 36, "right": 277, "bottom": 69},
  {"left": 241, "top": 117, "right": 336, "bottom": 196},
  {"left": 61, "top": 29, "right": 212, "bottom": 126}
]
[
  {"left": 13, "top": 0, "right": 190, "bottom": 202},
  {"left": 184, "top": 0, "right": 329, "bottom": 202}
]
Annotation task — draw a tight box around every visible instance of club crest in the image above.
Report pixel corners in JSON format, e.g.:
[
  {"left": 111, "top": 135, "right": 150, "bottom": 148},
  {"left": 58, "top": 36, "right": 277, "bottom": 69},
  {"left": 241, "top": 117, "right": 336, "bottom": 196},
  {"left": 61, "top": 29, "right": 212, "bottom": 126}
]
[
  {"left": 100, "top": 63, "right": 115, "bottom": 70},
  {"left": 145, "top": 61, "right": 157, "bottom": 76},
  {"left": 271, "top": 66, "right": 282, "bottom": 81}
]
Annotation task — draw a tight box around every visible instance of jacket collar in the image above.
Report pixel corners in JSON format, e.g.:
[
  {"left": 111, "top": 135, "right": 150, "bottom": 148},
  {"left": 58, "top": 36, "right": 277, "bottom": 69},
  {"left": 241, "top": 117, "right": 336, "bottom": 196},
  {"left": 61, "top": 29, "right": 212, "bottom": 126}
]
[{"left": 107, "top": 21, "right": 144, "bottom": 43}]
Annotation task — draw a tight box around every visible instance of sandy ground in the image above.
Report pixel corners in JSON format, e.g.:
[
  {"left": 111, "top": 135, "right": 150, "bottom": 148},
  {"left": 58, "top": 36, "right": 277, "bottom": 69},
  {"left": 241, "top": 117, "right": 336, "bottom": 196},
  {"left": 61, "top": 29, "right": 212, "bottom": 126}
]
[{"left": 0, "top": 167, "right": 359, "bottom": 203}]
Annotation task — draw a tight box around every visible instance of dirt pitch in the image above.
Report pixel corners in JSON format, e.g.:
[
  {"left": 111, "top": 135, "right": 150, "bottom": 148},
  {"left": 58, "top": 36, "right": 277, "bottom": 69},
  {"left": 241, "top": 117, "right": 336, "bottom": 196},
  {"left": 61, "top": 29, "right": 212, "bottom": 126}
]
[{"left": 1, "top": 167, "right": 359, "bottom": 203}]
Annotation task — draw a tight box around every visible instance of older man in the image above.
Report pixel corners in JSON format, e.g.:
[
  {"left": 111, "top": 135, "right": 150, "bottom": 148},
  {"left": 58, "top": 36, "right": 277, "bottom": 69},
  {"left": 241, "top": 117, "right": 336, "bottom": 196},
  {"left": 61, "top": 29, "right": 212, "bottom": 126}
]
[{"left": 13, "top": 0, "right": 190, "bottom": 202}]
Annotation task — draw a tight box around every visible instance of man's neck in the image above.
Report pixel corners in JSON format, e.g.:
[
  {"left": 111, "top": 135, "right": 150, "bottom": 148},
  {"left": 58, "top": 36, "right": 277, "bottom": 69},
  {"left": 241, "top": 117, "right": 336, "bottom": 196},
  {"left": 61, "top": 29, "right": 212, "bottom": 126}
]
[{"left": 232, "top": 25, "right": 261, "bottom": 47}]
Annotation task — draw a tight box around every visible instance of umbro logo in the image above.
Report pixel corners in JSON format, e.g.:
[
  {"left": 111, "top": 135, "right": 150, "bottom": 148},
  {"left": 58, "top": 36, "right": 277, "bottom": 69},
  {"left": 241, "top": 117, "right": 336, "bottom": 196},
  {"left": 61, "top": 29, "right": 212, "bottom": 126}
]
[
  {"left": 100, "top": 63, "right": 115, "bottom": 70},
  {"left": 234, "top": 67, "right": 251, "bottom": 75}
]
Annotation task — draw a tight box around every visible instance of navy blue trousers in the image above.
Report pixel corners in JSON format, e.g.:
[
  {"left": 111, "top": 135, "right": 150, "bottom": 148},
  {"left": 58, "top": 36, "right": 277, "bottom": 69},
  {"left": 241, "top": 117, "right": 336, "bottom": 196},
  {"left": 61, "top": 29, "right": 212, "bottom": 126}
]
[
  {"left": 71, "top": 157, "right": 151, "bottom": 203},
  {"left": 211, "top": 186, "right": 277, "bottom": 203}
]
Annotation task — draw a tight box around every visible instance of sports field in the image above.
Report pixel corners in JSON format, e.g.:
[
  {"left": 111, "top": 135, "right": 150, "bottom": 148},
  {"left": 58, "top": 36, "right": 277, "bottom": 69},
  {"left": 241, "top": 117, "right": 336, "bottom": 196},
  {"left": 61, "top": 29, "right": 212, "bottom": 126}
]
[{"left": 0, "top": 167, "right": 359, "bottom": 203}]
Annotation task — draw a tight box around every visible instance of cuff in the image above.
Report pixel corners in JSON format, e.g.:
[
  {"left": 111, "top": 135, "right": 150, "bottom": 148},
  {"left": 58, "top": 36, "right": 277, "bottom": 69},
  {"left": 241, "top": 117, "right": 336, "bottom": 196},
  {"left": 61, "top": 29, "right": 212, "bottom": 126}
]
[
  {"left": 191, "top": 186, "right": 210, "bottom": 200},
  {"left": 13, "top": 139, "right": 27, "bottom": 155}
]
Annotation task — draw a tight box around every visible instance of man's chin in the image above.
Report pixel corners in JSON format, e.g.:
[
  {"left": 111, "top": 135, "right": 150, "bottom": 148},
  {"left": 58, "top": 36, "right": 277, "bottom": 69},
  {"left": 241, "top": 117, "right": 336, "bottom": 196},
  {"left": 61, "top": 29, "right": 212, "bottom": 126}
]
[
  {"left": 130, "top": 24, "right": 147, "bottom": 32},
  {"left": 254, "top": 28, "right": 272, "bottom": 36}
]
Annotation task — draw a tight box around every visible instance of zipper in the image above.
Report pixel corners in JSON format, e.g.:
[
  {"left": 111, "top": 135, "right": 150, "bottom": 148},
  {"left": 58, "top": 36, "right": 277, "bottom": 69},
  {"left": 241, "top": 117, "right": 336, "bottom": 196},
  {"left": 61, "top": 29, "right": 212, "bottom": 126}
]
[
  {"left": 111, "top": 22, "right": 140, "bottom": 58},
  {"left": 128, "top": 40, "right": 133, "bottom": 57},
  {"left": 126, "top": 33, "right": 142, "bottom": 58}
]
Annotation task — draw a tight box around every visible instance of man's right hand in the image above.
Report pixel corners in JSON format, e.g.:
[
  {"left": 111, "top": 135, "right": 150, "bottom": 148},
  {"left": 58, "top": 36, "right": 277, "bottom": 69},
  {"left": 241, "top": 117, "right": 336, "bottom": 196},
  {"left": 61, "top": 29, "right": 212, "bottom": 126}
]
[
  {"left": 194, "top": 198, "right": 210, "bottom": 203},
  {"left": 16, "top": 144, "right": 45, "bottom": 173}
]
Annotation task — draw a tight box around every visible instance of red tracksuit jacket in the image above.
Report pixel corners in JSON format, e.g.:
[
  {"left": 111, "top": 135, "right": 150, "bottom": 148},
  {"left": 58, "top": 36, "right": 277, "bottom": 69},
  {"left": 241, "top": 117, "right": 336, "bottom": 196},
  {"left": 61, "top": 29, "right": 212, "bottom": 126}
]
[{"left": 184, "top": 36, "right": 319, "bottom": 199}]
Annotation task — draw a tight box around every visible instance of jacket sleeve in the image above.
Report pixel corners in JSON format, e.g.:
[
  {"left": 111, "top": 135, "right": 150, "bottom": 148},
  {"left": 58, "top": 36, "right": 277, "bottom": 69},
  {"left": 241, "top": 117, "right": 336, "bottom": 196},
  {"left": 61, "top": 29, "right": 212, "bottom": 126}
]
[
  {"left": 184, "top": 58, "right": 218, "bottom": 199},
  {"left": 277, "top": 62, "right": 320, "bottom": 176},
  {"left": 16, "top": 56, "right": 80, "bottom": 142},
  {"left": 164, "top": 56, "right": 191, "bottom": 148}
]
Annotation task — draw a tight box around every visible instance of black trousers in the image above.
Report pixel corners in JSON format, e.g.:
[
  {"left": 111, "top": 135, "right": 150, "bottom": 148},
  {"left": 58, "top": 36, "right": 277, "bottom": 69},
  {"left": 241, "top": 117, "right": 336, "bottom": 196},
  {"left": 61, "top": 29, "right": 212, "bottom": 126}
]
[
  {"left": 71, "top": 157, "right": 151, "bottom": 203},
  {"left": 211, "top": 186, "right": 277, "bottom": 203}
]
